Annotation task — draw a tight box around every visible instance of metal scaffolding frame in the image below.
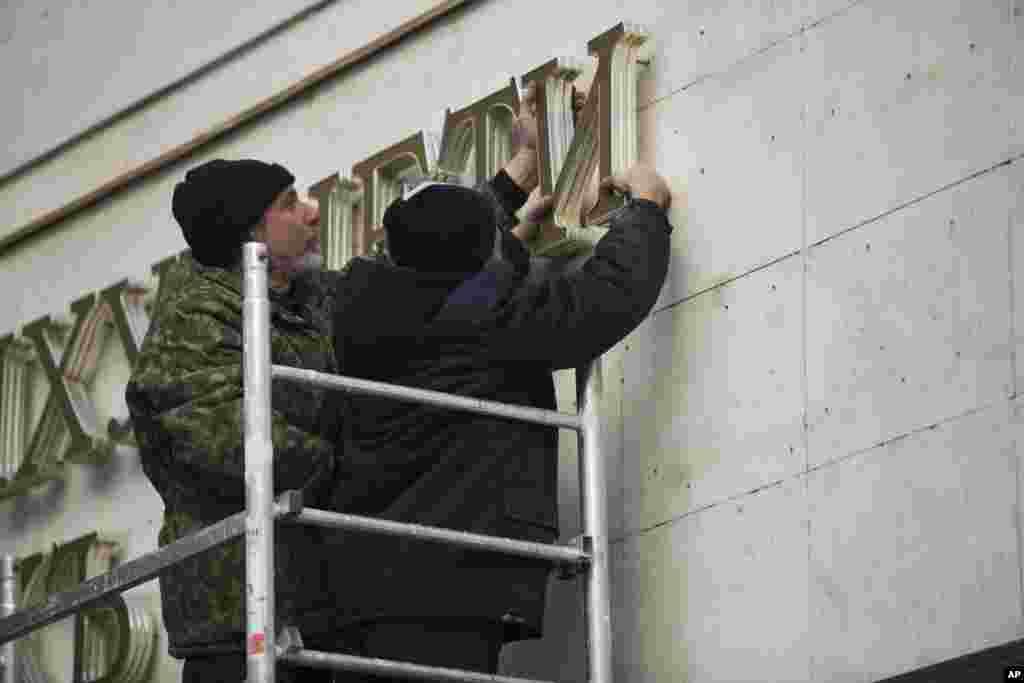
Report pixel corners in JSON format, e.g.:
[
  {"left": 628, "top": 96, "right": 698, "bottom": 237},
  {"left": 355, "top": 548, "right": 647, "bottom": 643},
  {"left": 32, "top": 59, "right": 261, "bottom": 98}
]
[
  {"left": 0, "top": 241, "right": 614, "bottom": 682},
  {"left": 1, "top": 556, "right": 15, "bottom": 683}
]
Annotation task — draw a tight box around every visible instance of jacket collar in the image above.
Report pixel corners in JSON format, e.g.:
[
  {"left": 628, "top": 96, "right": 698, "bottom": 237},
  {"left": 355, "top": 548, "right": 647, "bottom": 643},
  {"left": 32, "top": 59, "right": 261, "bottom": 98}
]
[
  {"left": 184, "top": 252, "right": 245, "bottom": 294},
  {"left": 340, "top": 251, "right": 523, "bottom": 336},
  {"left": 182, "top": 252, "right": 317, "bottom": 326}
]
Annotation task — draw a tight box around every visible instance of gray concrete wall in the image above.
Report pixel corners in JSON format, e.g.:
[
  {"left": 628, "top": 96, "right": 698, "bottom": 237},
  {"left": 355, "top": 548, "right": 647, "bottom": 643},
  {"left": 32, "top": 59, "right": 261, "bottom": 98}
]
[
  {"left": 0, "top": 0, "right": 337, "bottom": 178},
  {"left": 1, "top": 0, "right": 1022, "bottom": 681}
]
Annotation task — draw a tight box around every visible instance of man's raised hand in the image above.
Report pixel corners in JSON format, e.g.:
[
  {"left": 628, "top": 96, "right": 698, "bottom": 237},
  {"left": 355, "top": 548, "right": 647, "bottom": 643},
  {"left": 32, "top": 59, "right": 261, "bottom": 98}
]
[{"left": 599, "top": 162, "right": 671, "bottom": 211}]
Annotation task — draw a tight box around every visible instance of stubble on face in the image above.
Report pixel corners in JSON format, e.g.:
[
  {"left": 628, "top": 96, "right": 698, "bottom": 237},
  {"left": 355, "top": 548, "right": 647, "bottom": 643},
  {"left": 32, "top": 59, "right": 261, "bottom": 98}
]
[
  {"left": 272, "top": 244, "right": 322, "bottom": 274},
  {"left": 263, "top": 189, "right": 323, "bottom": 275}
]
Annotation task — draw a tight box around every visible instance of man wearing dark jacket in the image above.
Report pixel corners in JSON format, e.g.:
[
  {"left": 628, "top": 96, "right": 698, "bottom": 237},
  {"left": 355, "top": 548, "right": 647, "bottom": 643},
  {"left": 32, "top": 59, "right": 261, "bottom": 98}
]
[
  {"left": 329, "top": 157, "right": 672, "bottom": 678},
  {"left": 126, "top": 158, "right": 343, "bottom": 682}
]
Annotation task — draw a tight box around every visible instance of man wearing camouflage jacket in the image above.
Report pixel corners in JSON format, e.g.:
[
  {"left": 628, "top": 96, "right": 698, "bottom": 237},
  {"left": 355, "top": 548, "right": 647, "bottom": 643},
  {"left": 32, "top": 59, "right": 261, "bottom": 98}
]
[
  {"left": 126, "top": 83, "right": 562, "bottom": 682},
  {"left": 123, "top": 155, "right": 548, "bottom": 682},
  {"left": 126, "top": 159, "right": 342, "bottom": 682}
]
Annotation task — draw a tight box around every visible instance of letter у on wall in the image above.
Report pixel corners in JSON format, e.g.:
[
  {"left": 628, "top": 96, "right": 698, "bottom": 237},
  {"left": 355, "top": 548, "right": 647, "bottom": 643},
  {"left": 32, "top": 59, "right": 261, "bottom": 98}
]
[{"left": 0, "top": 20, "right": 650, "bottom": 503}]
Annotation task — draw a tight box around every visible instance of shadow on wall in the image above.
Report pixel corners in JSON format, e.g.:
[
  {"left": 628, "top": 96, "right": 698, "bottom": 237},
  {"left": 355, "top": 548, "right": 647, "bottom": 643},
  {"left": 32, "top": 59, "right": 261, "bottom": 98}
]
[{"left": 6, "top": 478, "right": 66, "bottom": 536}]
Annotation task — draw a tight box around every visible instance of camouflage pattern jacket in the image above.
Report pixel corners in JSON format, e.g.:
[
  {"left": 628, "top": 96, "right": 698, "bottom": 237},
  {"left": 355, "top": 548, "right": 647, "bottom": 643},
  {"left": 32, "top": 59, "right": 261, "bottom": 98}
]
[{"left": 125, "top": 253, "right": 342, "bottom": 658}]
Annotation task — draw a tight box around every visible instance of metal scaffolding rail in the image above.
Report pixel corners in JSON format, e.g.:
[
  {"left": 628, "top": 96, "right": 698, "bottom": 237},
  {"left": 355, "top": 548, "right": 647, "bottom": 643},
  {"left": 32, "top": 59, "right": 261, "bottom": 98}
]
[
  {"left": 1, "top": 556, "right": 15, "bottom": 683},
  {"left": 0, "top": 242, "right": 615, "bottom": 683}
]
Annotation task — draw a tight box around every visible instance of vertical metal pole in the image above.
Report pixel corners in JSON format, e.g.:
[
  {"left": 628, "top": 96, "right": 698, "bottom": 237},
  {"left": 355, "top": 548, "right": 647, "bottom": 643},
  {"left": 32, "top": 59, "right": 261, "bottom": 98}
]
[
  {"left": 243, "top": 243, "right": 276, "bottom": 683},
  {"left": 577, "top": 359, "right": 612, "bottom": 683},
  {"left": 1, "top": 555, "right": 16, "bottom": 683}
]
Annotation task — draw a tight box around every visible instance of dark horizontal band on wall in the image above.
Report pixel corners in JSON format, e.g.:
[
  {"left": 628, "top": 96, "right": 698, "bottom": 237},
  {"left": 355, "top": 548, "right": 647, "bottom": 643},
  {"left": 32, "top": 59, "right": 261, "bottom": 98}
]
[
  {"left": 0, "top": 0, "right": 477, "bottom": 257},
  {"left": 876, "top": 637, "right": 1024, "bottom": 682}
]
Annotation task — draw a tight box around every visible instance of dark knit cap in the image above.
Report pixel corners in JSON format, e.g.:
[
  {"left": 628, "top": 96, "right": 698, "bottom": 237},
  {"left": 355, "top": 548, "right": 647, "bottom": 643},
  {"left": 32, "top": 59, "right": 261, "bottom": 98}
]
[
  {"left": 171, "top": 159, "right": 295, "bottom": 267},
  {"left": 382, "top": 185, "right": 496, "bottom": 274}
]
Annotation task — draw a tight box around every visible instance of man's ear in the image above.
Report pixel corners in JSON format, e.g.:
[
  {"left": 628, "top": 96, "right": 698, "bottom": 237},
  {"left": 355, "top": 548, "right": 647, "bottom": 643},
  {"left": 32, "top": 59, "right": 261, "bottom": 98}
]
[{"left": 250, "top": 219, "right": 267, "bottom": 242}]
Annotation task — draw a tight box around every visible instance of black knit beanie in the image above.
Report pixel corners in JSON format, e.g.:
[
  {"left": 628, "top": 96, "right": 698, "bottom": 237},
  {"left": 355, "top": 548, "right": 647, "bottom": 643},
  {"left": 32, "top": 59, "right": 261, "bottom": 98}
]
[
  {"left": 172, "top": 159, "right": 295, "bottom": 267},
  {"left": 382, "top": 185, "right": 496, "bottom": 274}
]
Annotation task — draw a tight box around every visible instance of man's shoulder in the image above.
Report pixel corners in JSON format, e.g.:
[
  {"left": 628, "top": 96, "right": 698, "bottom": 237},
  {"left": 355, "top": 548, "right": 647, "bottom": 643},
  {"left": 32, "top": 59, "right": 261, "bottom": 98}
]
[
  {"left": 134, "top": 258, "right": 242, "bottom": 368},
  {"left": 291, "top": 267, "right": 343, "bottom": 309},
  {"left": 332, "top": 257, "right": 398, "bottom": 307},
  {"left": 157, "top": 256, "right": 243, "bottom": 321}
]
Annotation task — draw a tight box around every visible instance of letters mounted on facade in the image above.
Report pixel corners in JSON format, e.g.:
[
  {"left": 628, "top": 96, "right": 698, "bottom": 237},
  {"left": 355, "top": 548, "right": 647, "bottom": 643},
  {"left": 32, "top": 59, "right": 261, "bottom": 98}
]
[
  {"left": 317, "top": 21, "right": 650, "bottom": 263},
  {"left": 0, "top": 259, "right": 171, "bottom": 501},
  {"left": 0, "top": 21, "right": 651, "bottom": 502},
  {"left": 15, "top": 533, "right": 156, "bottom": 683}
]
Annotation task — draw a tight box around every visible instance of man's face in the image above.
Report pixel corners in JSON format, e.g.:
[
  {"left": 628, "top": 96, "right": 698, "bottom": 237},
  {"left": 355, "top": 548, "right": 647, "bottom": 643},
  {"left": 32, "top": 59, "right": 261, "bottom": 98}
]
[{"left": 256, "top": 186, "right": 321, "bottom": 272}]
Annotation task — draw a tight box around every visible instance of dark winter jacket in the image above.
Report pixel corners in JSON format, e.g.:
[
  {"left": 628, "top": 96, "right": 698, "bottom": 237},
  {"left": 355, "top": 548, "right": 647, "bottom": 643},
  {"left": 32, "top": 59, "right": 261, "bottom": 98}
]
[
  {"left": 125, "top": 253, "right": 343, "bottom": 658},
  {"left": 329, "top": 181, "right": 672, "bottom": 640}
]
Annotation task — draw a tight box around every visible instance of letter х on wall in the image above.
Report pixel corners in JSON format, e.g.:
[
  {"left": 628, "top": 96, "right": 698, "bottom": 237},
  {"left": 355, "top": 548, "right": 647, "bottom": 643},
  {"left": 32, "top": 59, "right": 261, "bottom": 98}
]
[{"left": 0, "top": 254, "right": 176, "bottom": 501}]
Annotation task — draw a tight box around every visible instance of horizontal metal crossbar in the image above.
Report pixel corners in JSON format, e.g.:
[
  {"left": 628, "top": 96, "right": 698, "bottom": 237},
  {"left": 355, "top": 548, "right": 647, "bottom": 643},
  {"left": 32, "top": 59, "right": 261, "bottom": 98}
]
[
  {"left": 0, "top": 512, "right": 246, "bottom": 646},
  {"left": 0, "top": 488, "right": 588, "bottom": 649},
  {"left": 280, "top": 648, "right": 557, "bottom": 683},
  {"left": 286, "top": 505, "right": 590, "bottom": 568},
  {"left": 273, "top": 365, "right": 582, "bottom": 431}
]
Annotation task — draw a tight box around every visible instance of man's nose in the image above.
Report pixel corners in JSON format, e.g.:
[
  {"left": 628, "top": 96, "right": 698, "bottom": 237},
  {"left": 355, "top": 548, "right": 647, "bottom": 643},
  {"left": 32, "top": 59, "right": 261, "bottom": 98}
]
[{"left": 304, "top": 200, "right": 320, "bottom": 227}]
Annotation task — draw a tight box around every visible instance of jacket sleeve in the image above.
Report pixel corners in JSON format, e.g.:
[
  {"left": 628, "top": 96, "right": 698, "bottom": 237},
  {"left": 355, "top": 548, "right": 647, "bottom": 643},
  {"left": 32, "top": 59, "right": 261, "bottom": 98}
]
[
  {"left": 484, "top": 199, "right": 672, "bottom": 371},
  {"left": 126, "top": 305, "right": 334, "bottom": 504},
  {"left": 477, "top": 170, "right": 530, "bottom": 233}
]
